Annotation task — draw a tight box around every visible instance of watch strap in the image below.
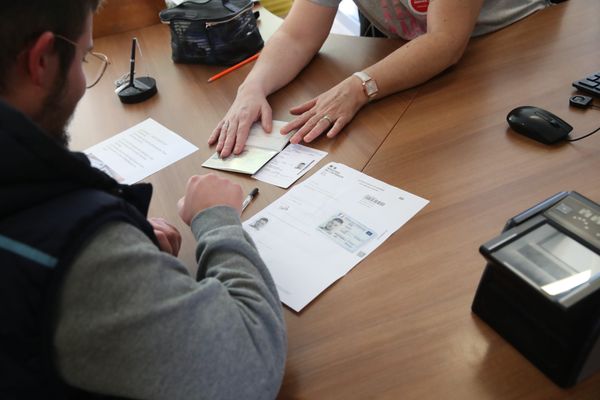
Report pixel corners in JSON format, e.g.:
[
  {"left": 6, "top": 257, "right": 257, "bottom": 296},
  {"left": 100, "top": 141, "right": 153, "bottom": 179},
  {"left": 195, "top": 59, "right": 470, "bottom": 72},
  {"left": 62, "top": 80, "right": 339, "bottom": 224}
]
[{"left": 352, "top": 71, "right": 378, "bottom": 101}]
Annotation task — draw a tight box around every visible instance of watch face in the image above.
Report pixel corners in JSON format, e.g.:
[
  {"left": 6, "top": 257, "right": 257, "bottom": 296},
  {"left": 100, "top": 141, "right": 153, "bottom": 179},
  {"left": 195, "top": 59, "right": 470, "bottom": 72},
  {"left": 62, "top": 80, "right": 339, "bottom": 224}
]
[{"left": 365, "top": 80, "right": 378, "bottom": 97}]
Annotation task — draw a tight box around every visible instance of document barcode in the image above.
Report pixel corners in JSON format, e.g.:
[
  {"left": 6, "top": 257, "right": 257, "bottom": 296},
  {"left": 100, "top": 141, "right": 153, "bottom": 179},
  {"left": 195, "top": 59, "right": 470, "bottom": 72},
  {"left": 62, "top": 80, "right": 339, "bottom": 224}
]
[{"left": 364, "top": 195, "right": 385, "bottom": 206}]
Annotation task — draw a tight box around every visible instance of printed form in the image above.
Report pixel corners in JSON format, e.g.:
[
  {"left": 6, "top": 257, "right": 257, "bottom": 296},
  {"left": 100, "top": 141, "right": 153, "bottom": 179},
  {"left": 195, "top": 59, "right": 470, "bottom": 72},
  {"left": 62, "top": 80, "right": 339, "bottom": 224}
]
[
  {"left": 252, "top": 144, "right": 328, "bottom": 188},
  {"left": 85, "top": 118, "right": 198, "bottom": 184},
  {"left": 243, "top": 162, "right": 429, "bottom": 312}
]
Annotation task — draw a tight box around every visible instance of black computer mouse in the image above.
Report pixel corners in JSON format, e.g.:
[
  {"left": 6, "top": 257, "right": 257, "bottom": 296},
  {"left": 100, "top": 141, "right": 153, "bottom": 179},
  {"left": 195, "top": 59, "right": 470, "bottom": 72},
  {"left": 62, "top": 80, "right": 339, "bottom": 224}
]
[{"left": 506, "top": 106, "right": 573, "bottom": 145}]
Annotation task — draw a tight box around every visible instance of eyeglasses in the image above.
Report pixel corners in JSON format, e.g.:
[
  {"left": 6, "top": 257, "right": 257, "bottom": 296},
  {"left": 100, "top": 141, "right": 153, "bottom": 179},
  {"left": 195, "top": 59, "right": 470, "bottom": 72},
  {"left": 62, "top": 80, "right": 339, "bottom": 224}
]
[{"left": 54, "top": 34, "right": 110, "bottom": 89}]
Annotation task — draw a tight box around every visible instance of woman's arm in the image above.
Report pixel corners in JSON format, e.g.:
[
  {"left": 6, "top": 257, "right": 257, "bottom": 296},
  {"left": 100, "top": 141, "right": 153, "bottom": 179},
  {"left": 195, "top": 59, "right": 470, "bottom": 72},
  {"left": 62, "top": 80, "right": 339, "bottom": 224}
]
[
  {"left": 365, "top": 0, "right": 484, "bottom": 98},
  {"left": 208, "top": 0, "right": 338, "bottom": 158},
  {"left": 283, "top": 0, "right": 485, "bottom": 144}
]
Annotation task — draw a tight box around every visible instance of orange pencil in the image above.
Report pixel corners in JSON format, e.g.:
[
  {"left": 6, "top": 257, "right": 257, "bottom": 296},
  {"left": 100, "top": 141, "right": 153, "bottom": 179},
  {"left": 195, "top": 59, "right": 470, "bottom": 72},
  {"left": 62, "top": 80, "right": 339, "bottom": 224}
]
[{"left": 207, "top": 53, "right": 260, "bottom": 83}]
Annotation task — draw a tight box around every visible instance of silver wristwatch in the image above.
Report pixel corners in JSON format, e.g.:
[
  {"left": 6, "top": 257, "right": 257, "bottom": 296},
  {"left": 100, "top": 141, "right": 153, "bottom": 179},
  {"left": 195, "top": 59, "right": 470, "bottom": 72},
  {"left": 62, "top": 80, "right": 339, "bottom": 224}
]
[{"left": 352, "top": 71, "right": 378, "bottom": 101}]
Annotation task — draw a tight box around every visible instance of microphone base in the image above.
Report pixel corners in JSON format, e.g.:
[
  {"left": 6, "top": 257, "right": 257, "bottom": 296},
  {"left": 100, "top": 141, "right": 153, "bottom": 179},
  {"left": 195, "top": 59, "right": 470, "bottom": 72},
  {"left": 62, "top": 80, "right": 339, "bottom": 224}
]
[{"left": 117, "top": 76, "right": 157, "bottom": 104}]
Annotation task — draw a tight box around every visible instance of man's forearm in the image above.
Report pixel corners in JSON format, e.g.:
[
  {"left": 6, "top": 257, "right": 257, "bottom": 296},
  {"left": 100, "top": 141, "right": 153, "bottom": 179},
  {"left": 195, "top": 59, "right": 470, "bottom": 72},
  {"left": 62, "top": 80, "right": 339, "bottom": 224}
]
[{"left": 55, "top": 208, "right": 286, "bottom": 399}]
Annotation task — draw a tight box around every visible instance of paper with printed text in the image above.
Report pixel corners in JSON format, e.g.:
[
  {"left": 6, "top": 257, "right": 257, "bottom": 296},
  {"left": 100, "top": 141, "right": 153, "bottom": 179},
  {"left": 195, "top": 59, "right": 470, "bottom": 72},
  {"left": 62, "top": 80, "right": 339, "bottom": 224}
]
[
  {"left": 243, "top": 162, "right": 429, "bottom": 311},
  {"left": 85, "top": 118, "right": 198, "bottom": 184}
]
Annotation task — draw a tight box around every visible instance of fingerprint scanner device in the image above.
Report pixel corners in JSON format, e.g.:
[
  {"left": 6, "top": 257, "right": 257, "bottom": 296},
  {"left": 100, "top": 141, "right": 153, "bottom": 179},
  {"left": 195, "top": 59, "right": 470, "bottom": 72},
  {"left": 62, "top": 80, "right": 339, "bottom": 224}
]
[
  {"left": 117, "top": 37, "right": 157, "bottom": 104},
  {"left": 472, "top": 191, "right": 600, "bottom": 387}
]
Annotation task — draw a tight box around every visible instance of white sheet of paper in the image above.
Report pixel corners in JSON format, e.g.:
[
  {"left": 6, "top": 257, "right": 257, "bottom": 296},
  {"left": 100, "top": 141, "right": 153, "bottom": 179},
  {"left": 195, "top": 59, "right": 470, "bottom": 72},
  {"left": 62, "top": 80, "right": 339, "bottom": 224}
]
[
  {"left": 202, "top": 121, "right": 293, "bottom": 175},
  {"left": 166, "top": 0, "right": 190, "bottom": 6},
  {"left": 243, "top": 162, "right": 429, "bottom": 312},
  {"left": 84, "top": 118, "right": 198, "bottom": 184},
  {"left": 252, "top": 144, "right": 328, "bottom": 188}
]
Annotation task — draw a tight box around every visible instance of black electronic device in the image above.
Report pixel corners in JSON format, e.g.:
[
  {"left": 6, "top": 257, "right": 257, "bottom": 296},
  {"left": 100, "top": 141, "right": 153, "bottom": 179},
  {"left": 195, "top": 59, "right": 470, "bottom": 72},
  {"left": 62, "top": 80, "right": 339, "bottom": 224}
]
[
  {"left": 472, "top": 191, "right": 600, "bottom": 388},
  {"left": 117, "top": 37, "right": 157, "bottom": 104},
  {"left": 507, "top": 106, "right": 573, "bottom": 144},
  {"left": 570, "top": 95, "right": 594, "bottom": 109},
  {"left": 573, "top": 71, "right": 600, "bottom": 98}
]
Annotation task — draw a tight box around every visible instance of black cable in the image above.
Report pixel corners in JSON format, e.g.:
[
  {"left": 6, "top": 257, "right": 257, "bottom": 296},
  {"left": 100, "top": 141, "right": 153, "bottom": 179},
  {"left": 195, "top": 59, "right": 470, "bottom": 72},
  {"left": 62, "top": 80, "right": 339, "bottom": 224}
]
[
  {"left": 567, "top": 124, "right": 600, "bottom": 142},
  {"left": 566, "top": 95, "right": 600, "bottom": 141}
]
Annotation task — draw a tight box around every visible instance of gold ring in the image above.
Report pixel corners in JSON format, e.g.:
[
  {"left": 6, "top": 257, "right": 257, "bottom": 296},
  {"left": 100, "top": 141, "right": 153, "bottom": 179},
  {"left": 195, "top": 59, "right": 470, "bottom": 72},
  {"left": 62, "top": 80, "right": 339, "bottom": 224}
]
[{"left": 320, "top": 115, "right": 332, "bottom": 125}]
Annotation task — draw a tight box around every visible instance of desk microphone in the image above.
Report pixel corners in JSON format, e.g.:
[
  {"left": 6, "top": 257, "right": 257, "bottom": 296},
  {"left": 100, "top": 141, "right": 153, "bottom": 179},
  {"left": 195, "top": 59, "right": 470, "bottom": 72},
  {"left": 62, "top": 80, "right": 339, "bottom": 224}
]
[{"left": 117, "top": 37, "right": 157, "bottom": 104}]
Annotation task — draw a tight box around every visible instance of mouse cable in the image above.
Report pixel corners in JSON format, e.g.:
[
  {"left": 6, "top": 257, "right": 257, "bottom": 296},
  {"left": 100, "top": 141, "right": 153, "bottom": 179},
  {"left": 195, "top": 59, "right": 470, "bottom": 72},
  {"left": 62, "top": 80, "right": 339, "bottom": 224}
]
[{"left": 567, "top": 123, "right": 600, "bottom": 142}]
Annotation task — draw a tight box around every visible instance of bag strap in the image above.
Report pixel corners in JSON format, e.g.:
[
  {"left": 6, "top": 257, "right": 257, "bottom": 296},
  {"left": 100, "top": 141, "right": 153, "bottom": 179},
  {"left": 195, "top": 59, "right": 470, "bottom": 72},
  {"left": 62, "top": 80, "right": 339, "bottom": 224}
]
[
  {"left": 160, "top": 0, "right": 250, "bottom": 22},
  {"left": 221, "top": 0, "right": 244, "bottom": 13},
  {"left": 183, "top": 0, "right": 244, "bottom": 11}
]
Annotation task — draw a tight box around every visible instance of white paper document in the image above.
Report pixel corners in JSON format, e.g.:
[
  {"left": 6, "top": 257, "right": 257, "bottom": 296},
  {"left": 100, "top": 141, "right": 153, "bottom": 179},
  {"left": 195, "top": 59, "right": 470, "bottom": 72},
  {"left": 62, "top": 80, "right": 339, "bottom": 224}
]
[
  {"left": 243, "top": 162, "right": 429, "bottom": 312},
  {"left": 202, "top": 121, "right": 293, "bottom": 175},
  {"left": 252, "top": 144, "right": 328, "bottom": 188},
  {"left": 85, "top": 118, "right": 198, "bottom": 184},
  {"left": 165, "top": 0, "right": 193, "bottom": 7}
]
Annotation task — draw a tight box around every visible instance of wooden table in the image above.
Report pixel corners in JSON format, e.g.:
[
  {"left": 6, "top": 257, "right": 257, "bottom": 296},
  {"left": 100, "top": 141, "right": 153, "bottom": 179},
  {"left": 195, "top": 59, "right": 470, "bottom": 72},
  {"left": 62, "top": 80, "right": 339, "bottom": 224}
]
[
  {"left": 71, "top": 9, "right": 411, "bottom": 268},
  {"left": 70, "top": 1, "right": 600, "bottom": 398},
  {"left": 286, "top": 1, "right": 599, "bottom": 399}
]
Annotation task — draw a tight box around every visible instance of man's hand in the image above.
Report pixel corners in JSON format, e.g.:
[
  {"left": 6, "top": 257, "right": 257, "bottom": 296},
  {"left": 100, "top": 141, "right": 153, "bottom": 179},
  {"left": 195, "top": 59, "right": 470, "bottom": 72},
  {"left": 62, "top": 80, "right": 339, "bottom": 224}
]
[
  {"left": 178, "top": 174, "right": 244, "bottom": 226},
  {"left": 148, "top": 217, "right": 182, "bottom": 256}
]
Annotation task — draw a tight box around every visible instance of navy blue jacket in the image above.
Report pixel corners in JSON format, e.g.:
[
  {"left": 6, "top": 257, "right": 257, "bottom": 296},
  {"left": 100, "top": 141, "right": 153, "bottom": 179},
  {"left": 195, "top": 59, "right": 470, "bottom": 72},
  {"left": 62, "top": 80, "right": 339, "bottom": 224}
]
[{"left": 0, "top": 100, "right": 157, "bottom": 399}]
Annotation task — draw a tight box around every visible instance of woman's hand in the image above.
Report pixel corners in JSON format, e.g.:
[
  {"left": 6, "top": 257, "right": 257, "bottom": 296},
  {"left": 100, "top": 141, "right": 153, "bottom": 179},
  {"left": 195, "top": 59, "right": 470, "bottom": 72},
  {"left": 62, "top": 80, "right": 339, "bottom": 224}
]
[
  {"left": 281, "top": 75, "right": 368, "bottom": 144},
  {"left": 207, "top": 86, "right": 273, "bottom": 159}
]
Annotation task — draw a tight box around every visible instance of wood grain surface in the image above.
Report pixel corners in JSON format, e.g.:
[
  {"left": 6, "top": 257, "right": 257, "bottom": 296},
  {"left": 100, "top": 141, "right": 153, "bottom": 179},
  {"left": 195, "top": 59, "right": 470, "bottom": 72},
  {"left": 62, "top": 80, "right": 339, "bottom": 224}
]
[{"left": 71, "top": 2, "right": 600, "bottom": 398}]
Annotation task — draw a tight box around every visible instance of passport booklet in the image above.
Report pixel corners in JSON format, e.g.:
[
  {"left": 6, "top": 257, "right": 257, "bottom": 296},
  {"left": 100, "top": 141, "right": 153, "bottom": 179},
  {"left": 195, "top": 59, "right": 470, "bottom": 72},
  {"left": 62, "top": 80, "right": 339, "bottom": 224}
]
[{"left": 202, "top": 120, "right": 293, "bottom": 175}]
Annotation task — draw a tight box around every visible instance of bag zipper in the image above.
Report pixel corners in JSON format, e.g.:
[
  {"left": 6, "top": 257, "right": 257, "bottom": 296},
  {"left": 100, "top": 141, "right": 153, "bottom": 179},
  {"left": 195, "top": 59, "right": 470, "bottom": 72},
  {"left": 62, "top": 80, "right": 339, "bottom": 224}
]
[{"left": 205, "top": 4, "right": 252, "bottom": 28}]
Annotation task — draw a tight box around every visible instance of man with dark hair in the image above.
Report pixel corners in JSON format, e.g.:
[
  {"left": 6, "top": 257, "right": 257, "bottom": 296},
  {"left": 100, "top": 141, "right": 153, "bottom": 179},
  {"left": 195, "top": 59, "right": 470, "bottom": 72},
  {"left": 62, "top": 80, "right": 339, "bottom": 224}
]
[{"left": 0, "top": 2, "right": 286, "bottom": 399}]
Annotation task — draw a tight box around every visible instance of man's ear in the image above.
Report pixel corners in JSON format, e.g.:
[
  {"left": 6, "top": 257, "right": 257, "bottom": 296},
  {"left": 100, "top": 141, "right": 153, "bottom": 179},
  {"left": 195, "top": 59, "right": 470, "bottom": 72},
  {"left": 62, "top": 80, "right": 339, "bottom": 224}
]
[{"left": 26, "top": 32, "right": 60, "bottom": 89}]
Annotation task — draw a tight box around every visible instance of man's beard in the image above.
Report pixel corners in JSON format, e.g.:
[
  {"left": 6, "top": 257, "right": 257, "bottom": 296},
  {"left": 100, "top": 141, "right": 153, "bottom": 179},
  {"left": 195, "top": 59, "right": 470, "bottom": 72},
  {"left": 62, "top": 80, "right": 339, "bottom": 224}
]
[{"left": 34, "top": 72, "right": 75, "bottom": 148}]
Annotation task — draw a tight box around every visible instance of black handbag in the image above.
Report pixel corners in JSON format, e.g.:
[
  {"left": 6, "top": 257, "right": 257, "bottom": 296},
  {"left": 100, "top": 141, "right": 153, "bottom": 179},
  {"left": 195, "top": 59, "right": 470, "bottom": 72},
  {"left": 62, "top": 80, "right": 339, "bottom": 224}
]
[{"left": 159, "top": 0, "right": 263, "bottom": 66}]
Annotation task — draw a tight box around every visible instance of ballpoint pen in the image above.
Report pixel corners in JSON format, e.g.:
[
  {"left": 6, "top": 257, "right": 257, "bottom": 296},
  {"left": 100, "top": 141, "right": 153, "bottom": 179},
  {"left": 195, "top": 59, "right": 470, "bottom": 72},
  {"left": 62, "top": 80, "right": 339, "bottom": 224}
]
[{"left": 242, "top": 187, "right": 259, "bottom": 212}]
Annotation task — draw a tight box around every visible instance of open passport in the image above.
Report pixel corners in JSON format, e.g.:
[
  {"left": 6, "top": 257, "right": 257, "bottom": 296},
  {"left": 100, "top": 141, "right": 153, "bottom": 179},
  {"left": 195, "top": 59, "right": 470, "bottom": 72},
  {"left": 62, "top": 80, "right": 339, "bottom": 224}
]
[{"left": 202, "top": 120, "right": 293, "bottom": 174}]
